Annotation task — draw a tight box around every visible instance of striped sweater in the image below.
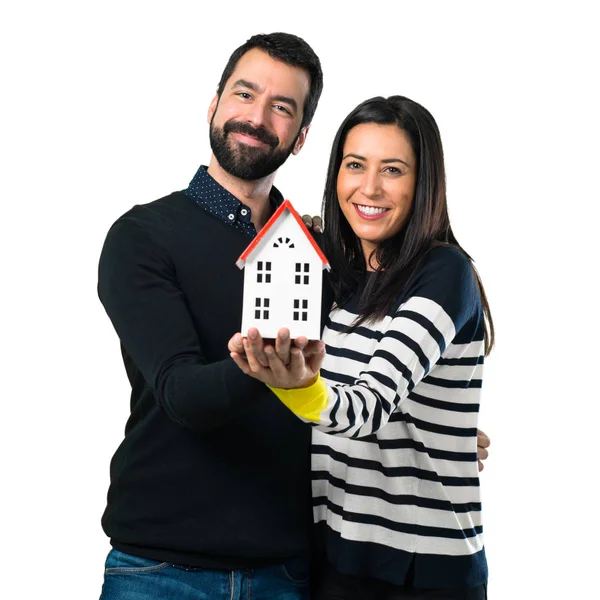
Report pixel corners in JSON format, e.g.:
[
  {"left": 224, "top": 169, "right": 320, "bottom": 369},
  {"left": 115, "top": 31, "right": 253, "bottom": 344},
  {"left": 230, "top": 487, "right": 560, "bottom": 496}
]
[{"left": 273, "top": 246, "right": 488, "bottom": 589}]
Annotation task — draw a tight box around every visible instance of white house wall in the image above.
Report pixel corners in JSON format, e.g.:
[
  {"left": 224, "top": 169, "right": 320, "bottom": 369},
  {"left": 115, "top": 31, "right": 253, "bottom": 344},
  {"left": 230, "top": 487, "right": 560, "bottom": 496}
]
[{"left": 241, "top": 211, "right": 324, "bottom": 340}]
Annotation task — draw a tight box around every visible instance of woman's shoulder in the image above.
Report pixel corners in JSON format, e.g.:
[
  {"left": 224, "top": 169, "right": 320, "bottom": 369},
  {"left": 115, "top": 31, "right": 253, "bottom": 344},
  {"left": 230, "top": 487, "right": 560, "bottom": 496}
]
[
  {"left": 398, "top": 245, "right": 481, "bottom": 325},
  {"left": 421, "top": 245, "right": 473, "bottom": 276},
  {"left": 406, "top": 245, "right": 476, "bottom": 292}
]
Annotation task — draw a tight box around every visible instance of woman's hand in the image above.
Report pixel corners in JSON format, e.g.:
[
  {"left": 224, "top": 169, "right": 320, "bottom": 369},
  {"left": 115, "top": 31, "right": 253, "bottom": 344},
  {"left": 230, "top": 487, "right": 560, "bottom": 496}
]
[
  {"left": 229, "top": 327, "right": 326, "bottom": 389},
  {"left": 229, "top": 331, "right": 491, "bottom": 468},
  {"left": 302, "top": 214, "right": 323, "bottom": 233}
]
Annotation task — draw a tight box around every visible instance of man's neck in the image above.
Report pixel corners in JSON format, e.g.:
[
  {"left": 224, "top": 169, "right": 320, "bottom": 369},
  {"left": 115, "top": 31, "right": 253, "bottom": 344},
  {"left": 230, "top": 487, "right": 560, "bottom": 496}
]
[{"left": 207, "top": 157, "right": 277, "bottom": 231}]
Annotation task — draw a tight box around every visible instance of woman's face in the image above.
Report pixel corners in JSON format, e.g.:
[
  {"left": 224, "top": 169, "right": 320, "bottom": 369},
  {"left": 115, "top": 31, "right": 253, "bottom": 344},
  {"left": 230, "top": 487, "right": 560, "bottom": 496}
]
[{"left": 336, "top": 123, "right": 417, "bottom": 266}]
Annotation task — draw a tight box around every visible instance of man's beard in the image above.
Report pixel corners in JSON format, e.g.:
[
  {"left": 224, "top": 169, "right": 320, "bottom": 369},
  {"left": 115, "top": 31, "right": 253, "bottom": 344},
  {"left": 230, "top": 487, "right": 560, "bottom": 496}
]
[{"left": 209, "top": 118, "right": 297, "bottom": 181}]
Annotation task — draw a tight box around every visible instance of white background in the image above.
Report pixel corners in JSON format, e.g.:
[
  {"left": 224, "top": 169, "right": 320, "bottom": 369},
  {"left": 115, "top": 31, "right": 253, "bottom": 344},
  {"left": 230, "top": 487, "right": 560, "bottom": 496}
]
[{"left": 1, "top": 1, "right": 598, "bottom": 598}]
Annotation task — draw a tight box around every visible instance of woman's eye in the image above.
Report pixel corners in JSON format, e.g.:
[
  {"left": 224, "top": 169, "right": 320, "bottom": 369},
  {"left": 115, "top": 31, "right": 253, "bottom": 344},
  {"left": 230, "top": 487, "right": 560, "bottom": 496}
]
[{"left": 347, "top": 161, "right": 362, "bottom": 170}]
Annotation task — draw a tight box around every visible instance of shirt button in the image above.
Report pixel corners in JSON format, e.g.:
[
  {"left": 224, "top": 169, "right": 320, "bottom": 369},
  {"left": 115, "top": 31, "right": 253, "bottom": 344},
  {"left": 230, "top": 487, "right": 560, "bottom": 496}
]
[
  {"left": 228, "top": 214, "right": 235, "bottom": 221},
  {"left": 240, "top": 208, "right": 248, "bottom": 216}
]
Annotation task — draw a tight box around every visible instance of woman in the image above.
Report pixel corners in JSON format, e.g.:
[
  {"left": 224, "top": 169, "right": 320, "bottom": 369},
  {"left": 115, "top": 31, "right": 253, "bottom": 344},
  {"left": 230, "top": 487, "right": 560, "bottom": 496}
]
[{"left": 231, "top": 95, "right": 493, "bottom": 599}]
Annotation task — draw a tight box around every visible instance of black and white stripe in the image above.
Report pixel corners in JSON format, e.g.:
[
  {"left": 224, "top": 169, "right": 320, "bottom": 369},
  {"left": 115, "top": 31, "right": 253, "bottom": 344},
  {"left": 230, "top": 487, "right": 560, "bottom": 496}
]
[{"left": 309, "top": 248, "right": 487, "bottom": 587}]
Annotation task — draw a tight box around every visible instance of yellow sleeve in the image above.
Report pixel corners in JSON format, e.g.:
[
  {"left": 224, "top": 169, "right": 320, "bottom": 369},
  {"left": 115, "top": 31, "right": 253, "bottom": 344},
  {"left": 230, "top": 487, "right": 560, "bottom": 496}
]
[{"left": 267, "top": 375, "right": 329, "bottom": 422}]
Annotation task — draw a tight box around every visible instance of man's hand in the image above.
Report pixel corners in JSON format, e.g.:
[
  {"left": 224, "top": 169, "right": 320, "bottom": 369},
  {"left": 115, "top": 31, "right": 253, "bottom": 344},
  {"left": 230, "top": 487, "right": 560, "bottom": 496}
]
[
  {"left": 228, "top": 328, "right": 324, "bottom": 367},
  {"left": 477, "top": 429, "right": 490, "bottom": 472},
  {"left": 229, "top": 331, "right": 492, "bottom": 468},
  {"left": 302, "top": 214, "right": 322, "bottom": 233},
  {"left": 228, "top": 329, "right": 270, "bottom": 367},
  {"left": 229, "top": 328, "right": 326, "bottom": 389}
]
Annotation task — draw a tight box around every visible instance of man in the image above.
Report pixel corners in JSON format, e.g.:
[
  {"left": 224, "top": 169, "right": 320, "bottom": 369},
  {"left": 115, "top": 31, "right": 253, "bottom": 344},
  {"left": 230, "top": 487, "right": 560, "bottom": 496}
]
[{"left": 98, "top": 32, "right": 490, "bottom": 599}]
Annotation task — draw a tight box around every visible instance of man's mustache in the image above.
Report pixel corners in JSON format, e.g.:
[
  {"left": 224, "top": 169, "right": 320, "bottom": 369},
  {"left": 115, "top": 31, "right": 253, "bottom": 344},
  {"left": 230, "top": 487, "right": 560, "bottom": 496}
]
[{"left": 223, "top": 120, "right": 279, "bottom": 149}]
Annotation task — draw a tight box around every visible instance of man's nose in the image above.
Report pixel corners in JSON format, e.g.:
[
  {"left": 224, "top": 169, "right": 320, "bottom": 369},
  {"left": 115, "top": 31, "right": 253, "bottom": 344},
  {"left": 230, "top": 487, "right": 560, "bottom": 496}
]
[{"left": 243, "top": 98, "right": 271, "bottom": 129}]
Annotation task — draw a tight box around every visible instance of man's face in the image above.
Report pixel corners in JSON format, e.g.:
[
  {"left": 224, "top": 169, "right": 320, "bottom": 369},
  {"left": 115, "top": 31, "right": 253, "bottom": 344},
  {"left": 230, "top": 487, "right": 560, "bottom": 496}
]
[{"left": 208, "top": 48, "right": 311, "bottom": 180}]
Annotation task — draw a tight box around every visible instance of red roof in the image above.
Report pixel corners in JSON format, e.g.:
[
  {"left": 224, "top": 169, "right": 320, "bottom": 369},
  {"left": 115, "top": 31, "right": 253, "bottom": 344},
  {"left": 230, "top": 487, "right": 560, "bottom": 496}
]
[{"left": 236, "top": 199, "right": 329, "bottom": 270}]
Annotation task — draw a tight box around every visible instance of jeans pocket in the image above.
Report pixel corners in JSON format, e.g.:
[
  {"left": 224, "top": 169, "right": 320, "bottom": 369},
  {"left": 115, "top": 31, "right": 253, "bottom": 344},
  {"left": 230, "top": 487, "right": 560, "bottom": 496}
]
[
  {"left": 104, "top": 549, "right": 170, "bottom": 575},
  {"left": 280, "top": 558, "right": 310, "bottom": 585}
]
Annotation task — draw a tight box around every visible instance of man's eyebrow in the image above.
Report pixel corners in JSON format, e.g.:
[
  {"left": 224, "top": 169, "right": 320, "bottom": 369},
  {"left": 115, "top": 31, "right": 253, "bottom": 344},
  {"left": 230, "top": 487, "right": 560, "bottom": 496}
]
[
  {"left": 232, "top": 79, "right": 262, "bottom": 93},
  {"left": 232, "top": 79, "right": 298, "bottom": 112},
  {"left": 343, "top": 153, "right": 411, "bottom": 167}
]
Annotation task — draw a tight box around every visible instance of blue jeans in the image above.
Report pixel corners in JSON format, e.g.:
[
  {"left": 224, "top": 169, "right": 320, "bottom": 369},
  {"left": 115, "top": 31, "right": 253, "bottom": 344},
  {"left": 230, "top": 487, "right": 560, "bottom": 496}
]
[{"left": 100, "top": 549, "right": 310, "bottom": 600}]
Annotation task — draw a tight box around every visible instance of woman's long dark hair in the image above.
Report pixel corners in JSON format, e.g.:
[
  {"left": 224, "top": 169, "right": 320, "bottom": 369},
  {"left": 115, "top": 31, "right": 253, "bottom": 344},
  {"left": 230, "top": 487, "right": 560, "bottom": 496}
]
[{"left": 323, "top": 96, "right": 495, "bottom": 355}]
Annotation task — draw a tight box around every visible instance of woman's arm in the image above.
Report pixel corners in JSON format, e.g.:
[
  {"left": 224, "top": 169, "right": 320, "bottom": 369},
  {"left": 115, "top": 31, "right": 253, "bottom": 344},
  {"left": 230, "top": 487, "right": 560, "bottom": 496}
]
[{"left": 230, "top": 248, "right": 484, "bottom": 439}]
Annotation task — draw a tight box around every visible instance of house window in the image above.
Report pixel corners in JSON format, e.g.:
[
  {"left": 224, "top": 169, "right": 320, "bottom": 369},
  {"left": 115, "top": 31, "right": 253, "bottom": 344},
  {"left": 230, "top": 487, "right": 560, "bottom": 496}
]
[
  {"left": 256, "top": 261, "right": 272, "bottom": 283},
  {"left": 294, "top": 262, "right": 310, "bottom": 285},
  {"left": 254, "top": 298, "right": 270, "bottom": 319},
  {"left": 273, "top": 236, "right": 295, "bottom": 249},
  {"left": 293, "top": 299, "right": 308, "bottom": 321}
]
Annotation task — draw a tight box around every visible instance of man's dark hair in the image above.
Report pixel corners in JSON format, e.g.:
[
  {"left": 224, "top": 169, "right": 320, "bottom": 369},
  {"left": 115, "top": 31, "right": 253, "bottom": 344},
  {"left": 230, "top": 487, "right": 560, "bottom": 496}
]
[{"left": 217, "top": 32, "right": 323, "bottom": 129}]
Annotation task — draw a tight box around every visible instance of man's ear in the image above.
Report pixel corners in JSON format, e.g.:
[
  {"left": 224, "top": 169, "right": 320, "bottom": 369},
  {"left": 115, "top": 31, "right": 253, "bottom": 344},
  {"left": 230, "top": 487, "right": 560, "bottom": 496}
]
[
  {"left": 292, "top": 125, "right": 311, "bottom": 155},
  {"left": 207, "top": 92, "right": 219, "bottom": 124}
]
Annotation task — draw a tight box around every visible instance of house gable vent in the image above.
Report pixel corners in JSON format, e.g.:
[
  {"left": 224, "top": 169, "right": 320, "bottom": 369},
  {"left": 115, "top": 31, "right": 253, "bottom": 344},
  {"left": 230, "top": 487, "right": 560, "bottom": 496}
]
[{"left": 273, "top": 237, "right": 295, "bottom": 249}]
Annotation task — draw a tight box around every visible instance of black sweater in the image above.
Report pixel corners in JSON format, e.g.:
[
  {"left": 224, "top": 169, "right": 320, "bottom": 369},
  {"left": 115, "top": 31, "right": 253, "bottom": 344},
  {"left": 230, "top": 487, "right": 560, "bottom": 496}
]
[{"left": 98, "top": 191, "right": 330, "bottom": 567}]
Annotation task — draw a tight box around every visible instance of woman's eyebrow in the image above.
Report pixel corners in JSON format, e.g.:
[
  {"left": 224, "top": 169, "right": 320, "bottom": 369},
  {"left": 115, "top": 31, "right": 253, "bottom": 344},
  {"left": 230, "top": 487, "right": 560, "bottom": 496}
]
[{"left": 343, "top": 153, "right": 410, "bottom": 167}]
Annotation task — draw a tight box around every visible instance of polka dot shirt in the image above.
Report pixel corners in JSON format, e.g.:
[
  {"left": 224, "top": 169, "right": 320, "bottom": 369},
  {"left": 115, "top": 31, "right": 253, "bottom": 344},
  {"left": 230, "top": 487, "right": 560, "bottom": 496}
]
[{"left": 183, "top": 166, "right": 284, "bottom": 237}]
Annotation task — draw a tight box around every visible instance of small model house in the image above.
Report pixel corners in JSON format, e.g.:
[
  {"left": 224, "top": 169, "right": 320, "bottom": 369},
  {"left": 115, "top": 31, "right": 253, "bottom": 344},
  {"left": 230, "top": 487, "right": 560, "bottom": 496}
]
[{"left": 237, "top": 200, "right": 330, "bottom": 340}]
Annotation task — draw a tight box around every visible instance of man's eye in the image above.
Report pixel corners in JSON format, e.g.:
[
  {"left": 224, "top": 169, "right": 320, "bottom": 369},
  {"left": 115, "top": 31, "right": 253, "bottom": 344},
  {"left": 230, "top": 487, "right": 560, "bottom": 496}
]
[
  {"left": 238, "top": 92, "right": 252, "bottom": 99},
  {"left": 274, "top": 105, "right": 291, "bottom": 115}
]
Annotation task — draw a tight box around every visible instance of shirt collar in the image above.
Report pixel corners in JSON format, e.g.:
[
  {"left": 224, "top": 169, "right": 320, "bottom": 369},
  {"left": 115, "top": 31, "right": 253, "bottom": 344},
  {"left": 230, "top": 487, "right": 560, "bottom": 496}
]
[{"left": 183, "top": 165, "right": 283, "bottom": 234}]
